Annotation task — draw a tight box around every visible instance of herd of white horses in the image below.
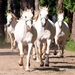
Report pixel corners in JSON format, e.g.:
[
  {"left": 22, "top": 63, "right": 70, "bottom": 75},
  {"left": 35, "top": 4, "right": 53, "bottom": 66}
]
[{"left": 4, "top": 7, "right": 70, "bottom": 71}]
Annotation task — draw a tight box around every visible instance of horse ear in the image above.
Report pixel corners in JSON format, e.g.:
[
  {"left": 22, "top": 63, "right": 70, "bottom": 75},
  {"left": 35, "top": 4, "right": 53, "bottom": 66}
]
[
  {"left": 8, "top": 10, "right": 11, "bottom": 13},
  {"left": 39, "top": 6, "right": 43, "bottom": 10},
  {"left": 31, "top": 7, "right": 34, "bottom": 13},
  {"left": 44, "top": 6, "right": 49, "bottom": 11},
  {"left": 24, "top": 7, "right": 28, "bottom": 11}
]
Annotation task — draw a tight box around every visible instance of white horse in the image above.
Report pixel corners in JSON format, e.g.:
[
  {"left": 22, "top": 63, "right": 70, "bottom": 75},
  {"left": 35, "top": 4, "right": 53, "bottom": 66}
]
[
  {"left": 54, "top": 12, "right": 70, "bottom": 57},
  {"left": 14, "top": 9, "right": 37, "bottom": 71},
  {"left": 5, "top": 11, "right": 18, "bottom": 50},
  {"left": 33, "top": 7, "right": 56, "bottom": 67}
]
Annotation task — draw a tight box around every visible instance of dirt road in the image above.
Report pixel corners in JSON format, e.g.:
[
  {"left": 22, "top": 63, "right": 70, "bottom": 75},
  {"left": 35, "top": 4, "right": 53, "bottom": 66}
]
[{"left": 0, "top": 45, "right": 75, "bottom": 75}]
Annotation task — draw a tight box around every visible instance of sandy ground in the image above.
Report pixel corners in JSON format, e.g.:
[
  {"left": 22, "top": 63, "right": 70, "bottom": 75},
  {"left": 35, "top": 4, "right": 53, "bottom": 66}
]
[{"left": 0, "top": 44, "right": 75, "bottom": 75}]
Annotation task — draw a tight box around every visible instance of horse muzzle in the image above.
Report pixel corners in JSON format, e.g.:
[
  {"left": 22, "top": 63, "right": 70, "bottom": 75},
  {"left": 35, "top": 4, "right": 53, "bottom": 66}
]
[
  {"left": 6, "top": 23, "right": 10, "bottom": 27},
  {"left": 27, "top": 25, "right": 32, "bottom": 31}
]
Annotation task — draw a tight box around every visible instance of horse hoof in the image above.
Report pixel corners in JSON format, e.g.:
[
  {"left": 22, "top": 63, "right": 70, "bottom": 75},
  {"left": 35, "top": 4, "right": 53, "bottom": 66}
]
[
  {"left": 29, "top": 63, "right": 30, "bottom": 67},
  {"left": 32, "top": 55, "right": 36, "bottom": 60},
  {"left": 40, "top": 62, "right": 44, "bottom": 67},
  {"left": 45, "top": 63, "right": 49, "bottom": 67},
  {"left": 60, "top": 55, "right": 64, "bottom": 58},
  {"left": 20, "top": 65, "right": 24, "bottom": 69},
  {"left": 11, "top": 48, "right": 13, "bottom": 51},
  {"left": 19, "top": 64, "right": 23, "bottom": 66},
  {"left": 19, "top": 62, "right": 23, "bottom": 66},
  {"left": 42, "top": 55, "right": 46, "bottom": 60},
  {"left": 54, "top": 51, "right": 57, "bottom": 55},
  {"left": 45, "top": 61, "right": 49, "bottom": 67},
  {"left": 25, "top": 68, "right": 30, "bottom": 72}
]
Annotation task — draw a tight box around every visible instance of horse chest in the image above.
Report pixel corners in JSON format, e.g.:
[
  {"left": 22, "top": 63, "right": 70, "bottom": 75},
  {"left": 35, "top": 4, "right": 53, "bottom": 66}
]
[{"left": 14, "top": 20, "right": 28, "bottom": 40}]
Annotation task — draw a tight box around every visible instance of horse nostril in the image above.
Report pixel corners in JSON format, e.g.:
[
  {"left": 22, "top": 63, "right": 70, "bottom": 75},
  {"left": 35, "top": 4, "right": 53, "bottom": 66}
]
[{"left": 27, "top": 25, "right": 32, "bottom": 31}]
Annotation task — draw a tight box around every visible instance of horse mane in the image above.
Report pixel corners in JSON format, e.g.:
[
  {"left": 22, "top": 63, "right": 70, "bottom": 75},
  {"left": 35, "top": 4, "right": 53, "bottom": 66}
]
[
  {"left": 33, "top": 7, "right": 48, "bottom": 22},
  {"left": 11, "top": 13, "right": 18, "bottom": 20},
  {"left": 39, "top": 6, "right": 48, "bottom": 12},
  {"left": 33, "top": 10, "right": 39, "bottom": 21}
]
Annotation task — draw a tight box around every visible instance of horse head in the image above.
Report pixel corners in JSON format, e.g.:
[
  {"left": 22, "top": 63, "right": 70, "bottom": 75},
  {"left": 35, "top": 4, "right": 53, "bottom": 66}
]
[
  {"left": 6, "top": 12, "right": 17, "bottom": 27},
  {"left": 6, "top": 12, "right": 12, "bottom": 26},
  {"left": 39, "top": 7, "right": 48, "bottom": 26},
  {"left": 21, "top": 9, "right": 33, "bottom": 31}
]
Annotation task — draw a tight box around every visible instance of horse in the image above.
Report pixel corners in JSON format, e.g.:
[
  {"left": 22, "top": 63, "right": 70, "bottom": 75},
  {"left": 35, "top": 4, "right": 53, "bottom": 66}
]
[
  {"left": 5, "top": 11, "right": 18, "bottom": 50},
  {"left": 54, "top": 12, "right": 70, "bottom": 57},
  {"left": 33, "top": 7, "right": 56, "bottom": 67},
  {"left": 14, "top": 9, "right": 37, "bottom": 71}
]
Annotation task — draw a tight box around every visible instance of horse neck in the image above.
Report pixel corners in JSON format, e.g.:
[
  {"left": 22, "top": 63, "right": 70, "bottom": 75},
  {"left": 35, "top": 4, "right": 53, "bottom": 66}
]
[
  {"left": 34, "top": 15, "right": 45, "bottom": 35},
  {"left": 20, "top": 19, "right": 28, "bottom": 32},
  {"left": 11, "top": 17, "right": 17, "bottom": 28},
  {"left": 36, "top": 15, "right": 42, "bottom": 26}
]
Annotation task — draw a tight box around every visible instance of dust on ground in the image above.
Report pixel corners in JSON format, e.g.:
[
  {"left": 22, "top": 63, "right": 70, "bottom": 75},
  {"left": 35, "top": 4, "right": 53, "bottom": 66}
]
[{"left": 0, "top": 43, "right": 75, "bottom": 75}]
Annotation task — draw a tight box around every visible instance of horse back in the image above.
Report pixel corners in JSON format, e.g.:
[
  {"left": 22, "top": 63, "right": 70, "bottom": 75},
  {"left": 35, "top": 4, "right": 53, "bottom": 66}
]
[{"left": 45, "top": 19, "right": 56, "bottom": 39}]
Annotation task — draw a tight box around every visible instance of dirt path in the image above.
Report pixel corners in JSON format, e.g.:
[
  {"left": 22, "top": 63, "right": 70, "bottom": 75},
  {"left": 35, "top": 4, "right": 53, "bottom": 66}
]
[{"left": 0, "top": 46, "right": 75, "bottom": 75}]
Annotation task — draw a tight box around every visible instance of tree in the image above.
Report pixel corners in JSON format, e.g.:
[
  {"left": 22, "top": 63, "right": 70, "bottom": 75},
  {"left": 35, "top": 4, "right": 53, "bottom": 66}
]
[
  {"left": 7, "top": 0, "right": 11, "bottom": 11},
  {"left": 39, "top": 0, "right": 57, "bottom": 19},
  {"left": 7, "top": 0, "right": 20, "bottom": 17},
  {"left": 20, "top": 0, "right": 28, "bottom": 12},
  {"left": 0, "top": 0, "right": 6, "bottom": 36},
  {"left": 35, "top": 0, "right": 39, "bottom": 11},
  {"left": 57, "top": 0, "right": 63, "bottom": 14},
  {"left": 20, "top": 0, "right": 35, "bottom": 15},
  {"left": 63, "top": 0, "right": 75, "bottom": 41}
]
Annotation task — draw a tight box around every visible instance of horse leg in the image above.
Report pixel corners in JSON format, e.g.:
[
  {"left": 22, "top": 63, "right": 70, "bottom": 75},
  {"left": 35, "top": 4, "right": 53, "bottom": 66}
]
[
  {"left": 32, "top": 46, "right": 36, "bottom": 60},
  {"left": 42, "top": 42, "right": 46, "bottom": 60},
  {"left": 37, "top": 40, "right": 44, "bottom": 66},
  {"left": 35, "top": 40, "right": 40, "bottom": 62},
  {"left": 26, "top": 43, "right": 32, "bottom": 71},
  {"left": 54, "top": 45, "right": 58, "bottom": 55},
  {"left": 45, "top": 39, "right": 51, "bottom": 67},
  {"left": 57, "top": 45, "right": 61, "bottom": 56},
  {"left": 54, "top": 37, "right": 58, "bottom": 55},
  {"left": 13, "top": 40, "right": 17, "bottom": 49},
  {"left": 60, "top": 41, "right": 65, "bottom": 58},
  {"left": 32, "top": 42, "right": 37, "bottom": 60},
  {"left": 9, "top": 33, "right": 14, "bottom": 51},
  {"left": 18, "top": 42, "right": 24, "bottom": 67}
]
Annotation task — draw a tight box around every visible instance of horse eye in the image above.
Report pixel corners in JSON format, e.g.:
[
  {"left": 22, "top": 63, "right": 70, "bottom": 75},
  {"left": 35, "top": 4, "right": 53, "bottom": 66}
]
[{"left": 25, "top": 16, "right": 27, "bottom": 18}]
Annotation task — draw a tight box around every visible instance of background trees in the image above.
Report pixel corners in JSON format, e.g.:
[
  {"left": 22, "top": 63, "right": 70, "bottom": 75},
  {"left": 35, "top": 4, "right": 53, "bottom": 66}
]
[
  {"left": 0, "top": 0, "right": 6, "bottom": 35},
  {"left": 0, "top": 0, "right": 75, "bottom": 41},
  {"left": 63, "top": 0, "right": 75, "bottom": 41}
]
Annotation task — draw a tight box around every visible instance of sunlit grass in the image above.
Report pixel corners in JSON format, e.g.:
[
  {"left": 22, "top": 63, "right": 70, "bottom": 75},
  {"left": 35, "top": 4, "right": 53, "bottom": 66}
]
[{"left": 65, "top": 37, "right": 75, "bottom": 52}]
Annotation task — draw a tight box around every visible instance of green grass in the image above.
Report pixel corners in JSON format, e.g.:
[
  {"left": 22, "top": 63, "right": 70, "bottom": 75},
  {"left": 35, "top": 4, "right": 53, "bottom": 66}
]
[
  {"left": 0, "top": 34, "right": 75, "bottom": 52},
  {"left": 65, "top": 37, "right": 75, "bottom": 52},
  {"left": 0, "top": 34, "right": 7, "bottom": 48}
]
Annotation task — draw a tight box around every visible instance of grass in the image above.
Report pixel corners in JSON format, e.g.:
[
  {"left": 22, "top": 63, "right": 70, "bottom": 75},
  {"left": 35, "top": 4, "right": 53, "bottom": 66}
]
[
  {"left": 0, "top": 34, "right": 7, "bottom": 48},
  {"left": 65, "top": 37, "right": 75, "bottom": 52},
  {"left": 0, "top": 34, "right": 75, "bottom": 52}
]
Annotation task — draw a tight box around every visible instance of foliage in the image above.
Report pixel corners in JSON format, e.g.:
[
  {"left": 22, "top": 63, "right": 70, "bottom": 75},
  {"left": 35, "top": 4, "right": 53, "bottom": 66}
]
[
  {"left": 63, "top": 0, "right": 75, "bottom": 12},
  {"left": 0, "top": 34, "right": 7, "bottom": 48},
  {"left": 39, "top": 0, "right": 57, "bottom": 18},
  {"left": 64, "top": 16, "right": 68, "bottom": 23},
  {"left": 65, "top": 37, "right": 75, "bottom": 51}
]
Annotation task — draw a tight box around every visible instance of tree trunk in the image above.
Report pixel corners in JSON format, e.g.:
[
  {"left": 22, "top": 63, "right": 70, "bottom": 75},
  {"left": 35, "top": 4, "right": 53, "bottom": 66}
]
[
  {"left": 7, "top": 0, "right": 11, "bottom": 11},
  {"left": 35, "top": 0, "right": 39, "bottom": 11},
  {"left": 27, "top": 0, "right": 35, "bottom": 9},
  {"left": 20, "top": 0, "right": 28, "bottom": 15},
  {"left": 71, "top": 12, "right": 75, "bottom": 41},
  {"left": 0, "top": 0, "right": 5, "bottom": 36},
  {"left": 68, "top": 10, "right": 73, "bottom": 33},
  {"left": 57, "top": 0, "right": 63, "bottom": 14},
  {"left": 11, "top": 0, "right": 17, "bottom": 15}
]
